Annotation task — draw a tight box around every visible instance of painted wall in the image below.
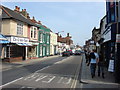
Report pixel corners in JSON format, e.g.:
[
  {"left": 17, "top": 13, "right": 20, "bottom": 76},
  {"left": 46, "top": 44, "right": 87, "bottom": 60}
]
[
  {"left": 1, "top": 19, "right": 10, "bottom": 35},
  {"left": 50, "top": 32, "right": 57, "bottom": 55},
  {"left": 2, "top": 19, "right": 28, "bottom": 37}
]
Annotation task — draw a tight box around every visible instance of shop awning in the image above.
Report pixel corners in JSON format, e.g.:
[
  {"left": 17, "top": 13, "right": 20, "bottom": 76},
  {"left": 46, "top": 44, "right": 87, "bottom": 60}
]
[
  {"left": 16, "top": 43, "right": 33, "bottom": 46},
  {"left": 0, "top": 40, "right": 10, "bottom": 44},
  {"left": 16, "top": 43, "right": 24, "bottom": 46}
]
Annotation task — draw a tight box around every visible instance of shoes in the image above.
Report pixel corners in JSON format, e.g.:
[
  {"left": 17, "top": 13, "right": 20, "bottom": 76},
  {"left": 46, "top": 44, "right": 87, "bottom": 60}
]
[
  {"left": 92, "top": 75, "right": 94, "bottom": 78},
  {"left": 98, "top": 74, "right": 100, "bottom": 77},
  {"left": 102, "top": 75, "right": 105, "bottom": 79}
]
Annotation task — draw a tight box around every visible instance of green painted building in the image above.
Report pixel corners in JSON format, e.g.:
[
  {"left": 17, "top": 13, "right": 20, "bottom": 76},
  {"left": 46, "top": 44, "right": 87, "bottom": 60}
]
[{"left": 37, "top": 24, "right": 50, "bottom": 57}]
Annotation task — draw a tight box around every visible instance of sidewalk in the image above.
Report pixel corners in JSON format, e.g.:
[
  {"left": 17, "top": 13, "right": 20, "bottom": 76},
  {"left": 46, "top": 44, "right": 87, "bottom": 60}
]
[
  {"left": 0, "top": 55, "right": 60, "bottom": 71},
  {"left": 80, "top": 54, "right": 120, "bottom": 89}
]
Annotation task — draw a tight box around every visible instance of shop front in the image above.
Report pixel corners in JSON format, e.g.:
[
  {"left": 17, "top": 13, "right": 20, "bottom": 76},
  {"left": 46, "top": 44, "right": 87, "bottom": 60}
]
[
  {"left": 0, "top": 34, "right": 10, "bottom": 60},
  {"left": 4, "top": 36, "right": 31, "bottom": 62},
  {"left": 27, "top": 42, "right": 39, "bottom": 59}
]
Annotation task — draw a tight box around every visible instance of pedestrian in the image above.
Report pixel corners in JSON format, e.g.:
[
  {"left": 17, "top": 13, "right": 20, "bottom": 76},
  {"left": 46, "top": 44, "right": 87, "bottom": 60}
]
[
  {"left": 98, "top": 52, "right": 105, "bottom": 78},
  {"left": 89, "top": 49, "right": 99, "bottom": 78},
  {"left": 85, "top": 50, "right": 90, "bottom": 64}
]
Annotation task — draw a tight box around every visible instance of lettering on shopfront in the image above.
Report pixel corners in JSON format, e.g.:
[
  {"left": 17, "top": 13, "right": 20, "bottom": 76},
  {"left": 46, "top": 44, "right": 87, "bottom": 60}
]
[{"left": 11, "top": 37, "right": 29, "bottom": 43}]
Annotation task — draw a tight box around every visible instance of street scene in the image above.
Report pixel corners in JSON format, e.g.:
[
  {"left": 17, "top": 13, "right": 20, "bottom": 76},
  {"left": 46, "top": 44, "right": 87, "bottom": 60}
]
[{"left": 0, "top": 0, "right": 120, "bottom": 89}]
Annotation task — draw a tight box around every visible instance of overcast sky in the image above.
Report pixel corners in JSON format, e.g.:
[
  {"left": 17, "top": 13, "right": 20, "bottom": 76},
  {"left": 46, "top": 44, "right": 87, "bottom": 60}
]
[{"left": 2, "top": 1, "right": 106, "bottom": 46}]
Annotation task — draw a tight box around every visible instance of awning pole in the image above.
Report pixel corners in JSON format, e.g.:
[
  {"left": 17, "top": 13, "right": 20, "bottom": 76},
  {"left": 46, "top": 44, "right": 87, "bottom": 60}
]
[{"left": 9, "top": 46, "right": 10, "bottom": 58}]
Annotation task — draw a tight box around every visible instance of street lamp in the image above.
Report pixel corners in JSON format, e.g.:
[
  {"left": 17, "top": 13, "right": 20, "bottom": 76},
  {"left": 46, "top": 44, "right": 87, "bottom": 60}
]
[{"left": 57, "top": 31, "right": 64, "bottom": 36}]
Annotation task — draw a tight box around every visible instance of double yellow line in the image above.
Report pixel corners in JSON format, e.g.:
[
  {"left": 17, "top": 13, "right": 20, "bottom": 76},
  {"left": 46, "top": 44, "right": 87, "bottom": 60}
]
[{"left": 70, "top": 56, "right": 83, "bottom": 90}]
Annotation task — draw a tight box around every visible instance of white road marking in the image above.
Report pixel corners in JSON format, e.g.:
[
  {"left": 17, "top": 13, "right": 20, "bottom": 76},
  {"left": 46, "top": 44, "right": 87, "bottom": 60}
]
[
  {"left": 65, "top": 78, "right": 72, "bottom": 84},
  {"left": 0, "top": 77, "right": 23, "bottom": 88},
  {"left": 24, "top": 73, "right": 40, "bottom": 81},
  {"left": 57, "top": 77, "right": 64, "bottom": 83},
  {"left": 35, "top": 66, "right": 50, "bottom": 73},
  {"left": 35, "top": 75, "right": 48, "bottom": 82},
  {"left": 42, "top": 76, "right": 56, "bottom": 83}
]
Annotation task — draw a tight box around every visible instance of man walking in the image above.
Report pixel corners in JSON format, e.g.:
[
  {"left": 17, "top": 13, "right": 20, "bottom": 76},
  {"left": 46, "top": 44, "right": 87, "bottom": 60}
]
[{"left": 89, "top": 49, "right": 99, "bottom": 78}]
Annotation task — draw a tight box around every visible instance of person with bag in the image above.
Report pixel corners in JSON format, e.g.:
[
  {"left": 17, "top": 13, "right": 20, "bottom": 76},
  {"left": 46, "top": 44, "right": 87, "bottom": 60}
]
[{"left": 89, "top": 49, "right": 99, "bottom": 78}]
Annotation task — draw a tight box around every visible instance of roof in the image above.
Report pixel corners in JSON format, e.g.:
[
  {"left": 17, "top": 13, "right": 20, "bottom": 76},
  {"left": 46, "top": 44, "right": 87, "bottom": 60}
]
[{"left": 1, "top": 5, "right": 38, "bottom": 27}]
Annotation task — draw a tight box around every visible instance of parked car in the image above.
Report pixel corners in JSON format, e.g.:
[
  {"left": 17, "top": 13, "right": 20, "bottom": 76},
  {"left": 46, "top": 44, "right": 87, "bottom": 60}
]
[
  {"left": 68, "top": 50, "right": 73, "bottom": 55},
  {"left": 62, "top": 51, "right": 70, "bottom": 56},
  {"left": 74, "top": 50, "right": 81, "bottom": 55}
]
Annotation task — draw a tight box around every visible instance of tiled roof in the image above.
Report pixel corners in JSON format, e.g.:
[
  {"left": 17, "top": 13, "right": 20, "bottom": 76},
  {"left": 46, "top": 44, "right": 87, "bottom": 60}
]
[{"left": 1, "top": 6, "right": 38, "bottom": 27}]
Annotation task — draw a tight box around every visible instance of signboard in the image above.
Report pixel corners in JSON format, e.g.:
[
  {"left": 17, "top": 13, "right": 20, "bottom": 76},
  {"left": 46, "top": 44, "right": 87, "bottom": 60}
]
[
  {"left": 103, "top": 26, "right": 111, "bottom": 42},
  {"left": 108, "top": 60, "right": 114, "bottom": 72},
  {"left": 6, "top": 36, "right": 29, "bottom": 43}
]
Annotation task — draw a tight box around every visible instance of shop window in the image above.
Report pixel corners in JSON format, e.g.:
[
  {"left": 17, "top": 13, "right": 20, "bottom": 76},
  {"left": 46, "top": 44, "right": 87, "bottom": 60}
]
[{"left": 29, "top": 48, "right": 32, "bottom": 52}]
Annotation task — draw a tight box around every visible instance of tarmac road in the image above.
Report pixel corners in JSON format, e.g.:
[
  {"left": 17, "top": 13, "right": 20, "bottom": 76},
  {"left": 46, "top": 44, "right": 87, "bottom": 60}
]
[{"left": 1, "top": 55, "right": 83, "bottom": 89}]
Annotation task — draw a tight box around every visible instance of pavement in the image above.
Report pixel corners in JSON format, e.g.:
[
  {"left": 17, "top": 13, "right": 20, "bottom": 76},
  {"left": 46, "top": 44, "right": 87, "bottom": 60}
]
[
  {"left": 80, "top": 54, "right": 120, "bottom": 89},
  {"left": 0, "top": 55, "right": 60, "bottom": 71}
]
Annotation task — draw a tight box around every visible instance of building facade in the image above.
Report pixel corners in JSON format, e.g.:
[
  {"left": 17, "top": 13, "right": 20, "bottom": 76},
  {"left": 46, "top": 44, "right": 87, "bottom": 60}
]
[
  {"left": 50, "top": 31, "right": 57, "bottom": 55},
  {"left": 1, "top": 6, "right": 37, "bottom": 62}
]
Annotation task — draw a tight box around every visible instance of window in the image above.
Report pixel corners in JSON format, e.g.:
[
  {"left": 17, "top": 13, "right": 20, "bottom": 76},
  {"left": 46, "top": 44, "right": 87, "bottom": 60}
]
[
  {"left": 30, "top": 27, "right": 37, "bottom": 38},
  {"left": 40, "top": 33, "right": 43, "bottom": 43},
  {"left": 47, "top": 35, "right": 49, "bottom": 44},
  {"left": 34, "top": 29, "right": 36, "bottom": 38},
  {"left": 31, "top": 27, "right": 33, "bottom": 38},
  {"left": 17, "top": 22, "right": 23, "bottom": 35}
]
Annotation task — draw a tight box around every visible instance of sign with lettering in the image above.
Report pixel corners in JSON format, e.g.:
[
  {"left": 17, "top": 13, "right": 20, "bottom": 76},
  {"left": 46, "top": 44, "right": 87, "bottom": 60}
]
[
  {"left": 6, "top": 36, "right": 29, "bottom": 43},
  {"left": 108, "top": 60, "right": 114, "bottom": 72}
]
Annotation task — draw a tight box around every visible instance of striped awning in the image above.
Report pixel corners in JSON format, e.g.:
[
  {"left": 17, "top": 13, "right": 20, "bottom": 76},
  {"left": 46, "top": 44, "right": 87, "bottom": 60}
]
[
  {"left": 0, "top": 40, "right": 10, "bottom": 44},
  {"left": 16, "top": 43, "right": 32, "bottom": 46}
]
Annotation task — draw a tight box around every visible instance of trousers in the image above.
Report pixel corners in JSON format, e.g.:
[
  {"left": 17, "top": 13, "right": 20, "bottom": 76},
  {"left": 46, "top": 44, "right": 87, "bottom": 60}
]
[{"left": 90, "top": 63, "right": 96, "bottom": 76}]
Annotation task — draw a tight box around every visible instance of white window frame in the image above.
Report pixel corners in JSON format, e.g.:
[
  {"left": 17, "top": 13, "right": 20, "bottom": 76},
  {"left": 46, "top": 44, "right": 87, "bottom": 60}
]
[
  {"left": 17, "top": 22, "right": 23, "bottom": 35},
  {"left": 40, "top": 33, "right": 43, "bottom": 43},
  {"left": 30, "top": 26, "right": 37, "bottom": 39}
]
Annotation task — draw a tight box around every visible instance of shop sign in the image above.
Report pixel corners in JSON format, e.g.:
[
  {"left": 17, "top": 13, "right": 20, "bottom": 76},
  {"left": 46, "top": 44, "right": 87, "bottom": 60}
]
[
  {"left": 108, "top": 60, "right": 114, "bottom": 72},
  {"left": 116, "top": 34, "right": 120, "bottom": 43},
  {"left": 103, "top": 26, "right": 111, "bottom": 42},
  {"left": 7, "top": 36, "right": 29, "bottom": 43}
]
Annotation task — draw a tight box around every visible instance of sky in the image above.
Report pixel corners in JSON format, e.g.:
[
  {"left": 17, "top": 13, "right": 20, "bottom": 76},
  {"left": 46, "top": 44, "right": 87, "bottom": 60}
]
[{"left": 1, "top": 1, "right": 106, "bottom": 46}]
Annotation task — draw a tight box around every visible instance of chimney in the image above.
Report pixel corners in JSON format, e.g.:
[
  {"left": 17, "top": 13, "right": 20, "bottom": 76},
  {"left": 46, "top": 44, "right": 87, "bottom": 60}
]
[
  {"left": 67, "top": 33, "right": 69, "bottom": 37},
  {"left": 32, "top": 16, "right": 35, "bottom": 20},
  {"left": 38, "top": 21, "right": 42, "bottom": 25},
  {"left": 14, "top": 6, "right": 20, "bottom": 12},
  {"left": 21, "top": 9, "right": 28, "bottom": 17},
  {"left": 27, "top": 13, "right": 30, "bottom": 19}
]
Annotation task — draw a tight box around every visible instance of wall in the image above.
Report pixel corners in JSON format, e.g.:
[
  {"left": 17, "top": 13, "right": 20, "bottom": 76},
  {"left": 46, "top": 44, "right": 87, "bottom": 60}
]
[
  {"left": 2, "top": 19, "right": 28, "bottom": 37},
  {"left": 1, "top": 19, "right": 10, "bottom": 35}
]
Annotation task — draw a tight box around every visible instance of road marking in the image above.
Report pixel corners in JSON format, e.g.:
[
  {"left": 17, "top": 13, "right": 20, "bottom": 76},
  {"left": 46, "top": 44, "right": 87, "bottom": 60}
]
[
  {"left": 0, "top": 77, "right": 23, "bottom": 88},
  {"left": 70, "top": 56, "right": 82, "bottom": 89},
  {"left": 65, "top": 78, "right": 72, "bottom": 84},
  {"left": 24, "top": 73, "right": 40, "bottom": 81},
  {"left": 57, "top": 77, "right": 64, "bottom": 83},
  {"left": 35, "top": 75, "right": 48, "bottom": 82},
  {"left": 54, "top": 56, "right": 73, "bottom": 64},
  {"left": 42, "top": 76, "right": 56, "bottom": 83},
  {"left": 35, "top": 66, "right": 50, "bottom": 73}
]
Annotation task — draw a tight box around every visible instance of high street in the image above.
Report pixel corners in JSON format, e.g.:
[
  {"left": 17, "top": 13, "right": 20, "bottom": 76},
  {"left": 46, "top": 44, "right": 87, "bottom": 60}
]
[{"left": 1, "top": 55, "right": 82, "bottom": 89}]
